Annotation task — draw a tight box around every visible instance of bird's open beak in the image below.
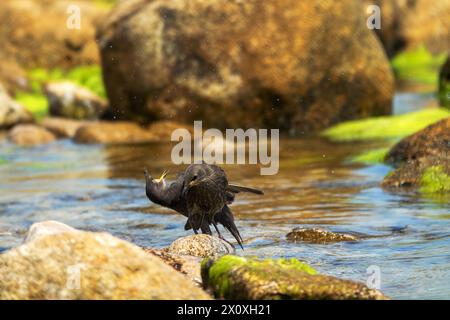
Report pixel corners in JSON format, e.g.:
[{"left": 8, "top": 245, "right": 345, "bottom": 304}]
[{"left": 154, "top": 170, "right": 168, "bottom": 183}]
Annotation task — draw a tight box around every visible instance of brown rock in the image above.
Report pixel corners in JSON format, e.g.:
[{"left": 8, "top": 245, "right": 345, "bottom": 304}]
[
  {"left": 368, "top": 0, "right": 450, "bottom": 57},
  {"left": 286, "top": 228, "right": 359, "bottom": 244},
  {"left": 385, "top": 117, "right": 450, "bottom": 165},
  {"left": 0, "top": 84, "right": 33, "bottom": 128},
  {"left": 8, "top": 124, "right": 56, "bottom": 146},
  {"left": 0, "top": 0, "right": 107, "bottom": 71},
  {"left": 41, "top": 117, "right": 87, "bottom": 138},
  {"left": 382, "top": 118, "right": 450, "bottom": 191},
  {"left": 44, "top": 82, "right": 108, "bottom": 120},
  {"left": 0, "top": 227, "right": 210, "bottom": 299},
  {"left": 144, "top": 248, "right": 203, "bottom": 286},
  {"left": 73, "top": 121, "right": 157, "bottom": 144},
  {"left": 147, "top": 120, "right": 194, "bottom": 141},
  {"left": 97, "top": 0, "right": 393, "bottom": 133}
]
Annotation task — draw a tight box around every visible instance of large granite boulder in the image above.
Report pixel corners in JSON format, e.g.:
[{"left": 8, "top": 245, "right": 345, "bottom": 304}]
[
  {"left": 97, "top": 0, "right": 393, "bottom": 133},
  {"left": 0, "top": 223, "right": 210, "bottom": 299}
]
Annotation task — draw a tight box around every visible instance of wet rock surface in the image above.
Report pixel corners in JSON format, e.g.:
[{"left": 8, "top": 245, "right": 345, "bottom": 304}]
[
  {"left": 202, "top": 255, "right": 387, "bottom": 300},
  {"left": 0, "top": 84, "right": 33, "bottom": 128},
  {"left": 44, "top": 82, "right": 108, "bottom": 120},
  {"left": 97, "top": 0, "right": 393, "bottom": 132},
  {"left": 383, "top": 117, "right": 450, "bottom": 193},
  {"left": 0, "top": 227, "right": 210, "bottom": 299},
  {"left": 144, "top": 248, "right": 203, "bottom": 286},
  {"left": 8, "top": 124, "right": 56, "bottom": 146},
  {"left": 286, "top": 228, "right": 359, "bottom": 244},
  {"left": 73, "top": 121, "right": 157, "bottom": 144},
  {"left": 385, "top": 117, "right": 450, "bottom": 165},
  {"left": 166, "top": 234, "right": 235, "bottom": 258}
]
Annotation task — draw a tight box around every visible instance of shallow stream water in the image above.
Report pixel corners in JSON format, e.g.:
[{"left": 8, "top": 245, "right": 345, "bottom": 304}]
[{"left": 1, "top": 93, "right": 449, "bottom": 299}]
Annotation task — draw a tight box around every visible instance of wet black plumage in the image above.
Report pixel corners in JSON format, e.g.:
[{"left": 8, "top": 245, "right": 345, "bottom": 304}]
[{"left": 144, "top": 163, "right": 263, "bottom": 249}]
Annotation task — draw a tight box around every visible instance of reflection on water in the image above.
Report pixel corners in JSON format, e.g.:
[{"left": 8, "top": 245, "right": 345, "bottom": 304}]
[{"left": 1, "top": 135, "right": 449, "bottom": 299}]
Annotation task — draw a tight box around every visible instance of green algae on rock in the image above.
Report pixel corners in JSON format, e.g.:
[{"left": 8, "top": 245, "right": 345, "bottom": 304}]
[
  {"left": 350, "top": 148, "right": 390, "bottom": 165},
  {"left": 391, "top": 45, "right": 447, "bottom": 85},
  {"left": 322, "top": 108, "right": 450, "bottom": 142},
  {"left": 15, "top": 66, "right": 106, "bottom": 118},
  {"left": 201, "top": 255, "right": 386, "bottom": 300},
  {"left": 286, "top": 228, "right": 359, "bottom": 244},
  {"left": 420, "top": 166, "right": 450, "bottom": 194}
]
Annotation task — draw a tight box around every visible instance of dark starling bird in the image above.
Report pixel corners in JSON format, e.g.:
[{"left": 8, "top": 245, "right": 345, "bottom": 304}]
[{"left": 144, "top": 163, "right": 263, "bottom": 249}]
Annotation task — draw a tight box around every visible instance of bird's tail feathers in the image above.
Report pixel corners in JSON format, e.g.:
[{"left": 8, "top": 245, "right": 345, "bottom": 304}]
[
  {"left": 216, "top": 206, "right": 244, "bottom": 249},
  {"left": 227, "top": 184, "right": 264, "bottom": 195}
]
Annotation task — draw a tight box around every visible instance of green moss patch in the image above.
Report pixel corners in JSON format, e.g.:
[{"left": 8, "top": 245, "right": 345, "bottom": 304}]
[
  {"left": 420, "top": 166, "right": 450, "bottom": 194},
  {"left": 15, "top": 65, "right": 105, "bottom": 118},
  {"left": 322, "top": 108, "right": 450, "bottom": 142},
  {"left": 391, "top": 45, "right": 447, "bottom": 85},
  {"left": 351, "top": 148, "right": 390, "bottom": 165},
  {"left": 202, "top": 255, "right": 386, "bottom": 300}
]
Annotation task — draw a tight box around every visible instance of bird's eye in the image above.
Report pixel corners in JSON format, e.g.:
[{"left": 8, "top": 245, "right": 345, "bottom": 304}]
[{"left": 191, "top": 175, "right": 198, "bottom": 181}]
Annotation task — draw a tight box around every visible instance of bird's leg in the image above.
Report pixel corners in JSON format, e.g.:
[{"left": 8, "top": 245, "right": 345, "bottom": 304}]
[
  {"left": 189, "top": 219, "right": 198, "bottom": 234},
  {"left": 212, "top": 221, "right": 234, "bottom": 248}
]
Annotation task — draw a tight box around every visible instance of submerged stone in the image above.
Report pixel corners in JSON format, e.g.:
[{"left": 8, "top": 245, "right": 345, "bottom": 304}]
[
  {"left": 8, "top": 124, "right": 56, "bottom": 146},
  {"left": 286, "top": 228, "right": 359, "bottom": 244},
  {"left": 73, "top": 121, "right": 157, "bottom": 144},
  {"left": 201, "top": 255, "right": 387, "bottom": 300}
]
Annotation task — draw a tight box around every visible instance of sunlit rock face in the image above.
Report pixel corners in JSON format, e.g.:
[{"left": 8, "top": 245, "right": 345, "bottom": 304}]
[
  {"left": 0, "top": 225, "right": 210, "bottom": 300},
  {"left": 97, "top": 0, "right": 393, "bottom": 134}
]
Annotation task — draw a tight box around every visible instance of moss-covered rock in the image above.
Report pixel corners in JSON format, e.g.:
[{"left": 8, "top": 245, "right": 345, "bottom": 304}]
[
  {"left": 420, "top": 166, "right": 450, "bottom": 194},
  {"left": 391, "top": 46, "right": 447, "bottom": 85},
  {"left": 201, "top": 255, "right": 386, "bottom": 300},
  {"left": 382, "top": 117, "right": 450, "bottom": 195},
  {"left": 350, "top": 148, "right": 390, "bottom": 165},
  {"left": 385, "top": 117, "right": 450, "bottom": 165},
  {"left": 322, "top": 108, "right": 450, "bottom": 142},
  {"left": 286, "top": 228, "right": 359, "bottom": 244}
]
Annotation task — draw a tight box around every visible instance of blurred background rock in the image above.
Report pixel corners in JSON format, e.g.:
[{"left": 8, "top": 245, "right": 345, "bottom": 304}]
[{"left": 0, "top": 0, "right": 448, "bottom": 133}]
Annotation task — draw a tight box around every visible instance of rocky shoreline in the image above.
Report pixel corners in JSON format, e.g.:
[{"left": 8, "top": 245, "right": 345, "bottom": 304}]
[{"left": 0, "top": 221, "right": 387, "bottom": 300}]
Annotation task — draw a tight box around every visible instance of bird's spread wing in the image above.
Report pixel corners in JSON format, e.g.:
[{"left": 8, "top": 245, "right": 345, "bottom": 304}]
[{"left": 145, "top": 171, "right": 187, "bottom": 214}]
